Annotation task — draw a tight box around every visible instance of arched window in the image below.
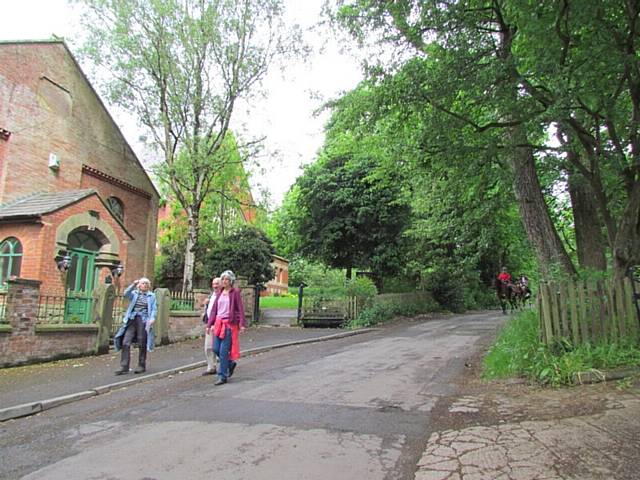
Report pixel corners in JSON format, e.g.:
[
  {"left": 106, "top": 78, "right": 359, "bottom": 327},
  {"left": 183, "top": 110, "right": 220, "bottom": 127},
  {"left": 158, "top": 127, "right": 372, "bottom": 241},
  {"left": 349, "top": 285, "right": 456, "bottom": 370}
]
[
  {"left": 106, "top": 196, "right": 124, "bottom": 223},
  {"left": 0, "top": 237, "right": 23, "bottom": 286}
]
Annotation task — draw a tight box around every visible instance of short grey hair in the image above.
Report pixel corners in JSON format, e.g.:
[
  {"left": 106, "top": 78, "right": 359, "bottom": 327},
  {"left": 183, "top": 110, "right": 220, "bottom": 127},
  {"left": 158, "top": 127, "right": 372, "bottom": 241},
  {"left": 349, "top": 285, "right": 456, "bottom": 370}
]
[
  {"left": 220, "top": 270, "right": 236, "bottom": 285},
  {"left": 138, "top": 277, "right": 151, "bottom": 287}
]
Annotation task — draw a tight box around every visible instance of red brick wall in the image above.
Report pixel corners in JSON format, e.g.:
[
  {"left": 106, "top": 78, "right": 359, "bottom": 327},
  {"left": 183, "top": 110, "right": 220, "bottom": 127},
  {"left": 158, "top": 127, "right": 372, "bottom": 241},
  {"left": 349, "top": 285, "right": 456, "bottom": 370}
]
[
  {"left": 80, "top": 174, "right": 157, "bottom": 284},
  {"left": 0, "top": 194, "right": 132, "bottom": 296},
  {"left": 0, "top": 279, "right": 98, "bottom": 367},
  {"left": 167, "top": 312, "right": 203, "bottom": 343},
  {"left": 0, "top": 41, "right": 159, "bottom": 286}
]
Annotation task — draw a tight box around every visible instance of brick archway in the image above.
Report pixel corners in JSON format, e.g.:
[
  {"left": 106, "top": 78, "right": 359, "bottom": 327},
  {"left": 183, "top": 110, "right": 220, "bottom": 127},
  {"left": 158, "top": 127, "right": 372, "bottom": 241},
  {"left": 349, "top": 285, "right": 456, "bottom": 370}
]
[{"left": 55, "top": 212, "right": 121, "bottom": 266}]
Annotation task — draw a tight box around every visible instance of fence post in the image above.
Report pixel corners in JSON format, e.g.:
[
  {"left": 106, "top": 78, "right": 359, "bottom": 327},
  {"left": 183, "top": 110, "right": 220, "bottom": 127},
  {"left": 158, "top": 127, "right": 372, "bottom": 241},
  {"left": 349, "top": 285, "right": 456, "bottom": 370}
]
[
  {"left": 154, "top": 288, "right": 171, "bottom": 345},
  {"left": 92, "top": 283, "right": 115, "bottom": 354},
  {"left": 253, "top": 285, "right": 262, "bottom": 325},
  {"left": 297, "top": 282, "right": 307, "bottom": 325}
]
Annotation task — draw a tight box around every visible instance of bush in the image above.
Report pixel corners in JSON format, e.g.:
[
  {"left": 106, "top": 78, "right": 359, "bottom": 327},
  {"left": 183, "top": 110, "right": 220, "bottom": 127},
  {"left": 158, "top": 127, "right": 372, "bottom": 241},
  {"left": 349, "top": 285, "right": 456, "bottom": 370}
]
[
  {"left": 346, "top": 291, "right": 440, "bottom": 328},
  {"left": 345, "top": 277, "right": 377, "bottom": 302},
  {"left": 423, "top": 268, "right": 465, "bottom": 313}
]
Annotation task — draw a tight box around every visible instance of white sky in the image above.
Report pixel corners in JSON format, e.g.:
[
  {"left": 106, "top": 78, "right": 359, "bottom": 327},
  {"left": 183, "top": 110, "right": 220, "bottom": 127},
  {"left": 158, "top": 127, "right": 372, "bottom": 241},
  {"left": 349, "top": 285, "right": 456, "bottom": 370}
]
[{"left": 0, "top": 0, "right": 363, "bottom": 207}]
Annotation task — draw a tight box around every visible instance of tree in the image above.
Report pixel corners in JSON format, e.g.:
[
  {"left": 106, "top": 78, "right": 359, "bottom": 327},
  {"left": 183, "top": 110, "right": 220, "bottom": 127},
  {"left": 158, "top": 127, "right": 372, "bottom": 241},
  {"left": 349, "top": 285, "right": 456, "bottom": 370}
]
[
  {"left": 332, "top": 0, "right": 640, "bottom": 279},
  {"left": 317, "top": 81, "right": 535, "bottom": 302},
  {"left": 78, "top": 0, "right": 300, "bottom": 290},
  {"left": 288, "top": 127, "right": 411, "bottom": 281},
  {"left": 203, "top": 226, "right": 275, "bottom": 286}
]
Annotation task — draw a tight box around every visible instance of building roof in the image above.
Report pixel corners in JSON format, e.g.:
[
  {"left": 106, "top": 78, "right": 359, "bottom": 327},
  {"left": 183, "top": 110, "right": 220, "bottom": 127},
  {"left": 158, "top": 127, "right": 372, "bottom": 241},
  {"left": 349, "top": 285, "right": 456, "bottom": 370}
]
[
  {"left": 0, "top": 190, "right": 96, "bottom": 219},
  {"left": 0, "top": 189, "right": 134, "bottom": 239}
]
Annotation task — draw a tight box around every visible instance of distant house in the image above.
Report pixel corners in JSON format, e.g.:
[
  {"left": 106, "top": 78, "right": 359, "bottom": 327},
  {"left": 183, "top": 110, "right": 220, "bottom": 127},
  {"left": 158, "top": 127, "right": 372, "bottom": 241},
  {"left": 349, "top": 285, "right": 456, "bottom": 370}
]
[
  {"left": 0, "top": 40, "right": 159, "bottom": 320},
  {"left": 264, "top": 254, "right": 289, "bottom": 296}
]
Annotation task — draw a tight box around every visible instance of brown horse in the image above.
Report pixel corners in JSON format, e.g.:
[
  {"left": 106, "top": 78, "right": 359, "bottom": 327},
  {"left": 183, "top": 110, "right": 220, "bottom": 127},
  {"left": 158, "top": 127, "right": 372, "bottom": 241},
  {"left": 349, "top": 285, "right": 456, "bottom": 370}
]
[{"left": 495, "top": 278, "right": 517, "bottom": 314}]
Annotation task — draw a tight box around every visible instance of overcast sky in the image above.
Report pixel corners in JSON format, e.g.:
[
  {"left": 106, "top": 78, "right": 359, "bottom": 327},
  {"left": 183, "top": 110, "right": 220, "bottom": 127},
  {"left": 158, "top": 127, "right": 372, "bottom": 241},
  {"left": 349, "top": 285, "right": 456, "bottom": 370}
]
[{"left": 0, "top": 0, "right": 363, "bottom": 207}]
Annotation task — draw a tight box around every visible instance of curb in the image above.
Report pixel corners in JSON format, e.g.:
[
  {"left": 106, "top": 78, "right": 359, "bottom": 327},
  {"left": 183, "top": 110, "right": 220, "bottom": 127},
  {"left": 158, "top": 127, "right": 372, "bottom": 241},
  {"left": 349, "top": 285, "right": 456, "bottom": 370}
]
[{"left": 0, "top": 328, "right": 376, "bottom": 422}]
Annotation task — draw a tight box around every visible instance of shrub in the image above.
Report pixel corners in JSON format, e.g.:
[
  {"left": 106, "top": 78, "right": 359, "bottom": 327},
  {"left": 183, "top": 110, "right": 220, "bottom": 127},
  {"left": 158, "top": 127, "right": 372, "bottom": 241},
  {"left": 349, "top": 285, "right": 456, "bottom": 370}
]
[
  {"left": 422, "top": 268, "right": 465, "bottom": 313},
  {"left": 346, "top": 291, "right": 440, "bottom": 328}
]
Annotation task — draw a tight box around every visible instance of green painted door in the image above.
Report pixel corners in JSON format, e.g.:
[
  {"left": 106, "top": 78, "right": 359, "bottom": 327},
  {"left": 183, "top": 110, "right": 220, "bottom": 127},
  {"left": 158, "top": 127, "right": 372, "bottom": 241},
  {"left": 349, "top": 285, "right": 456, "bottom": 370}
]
[
  {"left": 65, "top": 247, "right": 98, "bottom": 324},
  {"left": 64, "top": 230, "right": 102, "bottom": 324}
]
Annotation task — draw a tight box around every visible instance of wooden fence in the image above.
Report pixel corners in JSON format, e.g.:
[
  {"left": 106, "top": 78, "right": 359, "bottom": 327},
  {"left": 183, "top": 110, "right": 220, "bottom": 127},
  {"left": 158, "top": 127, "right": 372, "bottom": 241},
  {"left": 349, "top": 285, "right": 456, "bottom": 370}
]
[{"left": 538, "top": 277, "right": 640, "bottom": 345}]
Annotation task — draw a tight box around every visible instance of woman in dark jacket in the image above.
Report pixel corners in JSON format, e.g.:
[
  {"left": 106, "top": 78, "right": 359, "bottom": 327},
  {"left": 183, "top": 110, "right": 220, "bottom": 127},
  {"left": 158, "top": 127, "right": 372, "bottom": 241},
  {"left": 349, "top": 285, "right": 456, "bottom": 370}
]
[{"left": 206, "top": 270, "right": 246, "bottom": 385}]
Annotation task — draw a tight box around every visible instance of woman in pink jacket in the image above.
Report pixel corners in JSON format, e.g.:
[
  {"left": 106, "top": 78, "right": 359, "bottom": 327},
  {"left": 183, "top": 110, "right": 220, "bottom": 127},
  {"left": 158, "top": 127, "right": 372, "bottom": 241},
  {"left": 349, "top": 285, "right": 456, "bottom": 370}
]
[{"left": 206, "top": 270, "right": 246, "bottom": 385}]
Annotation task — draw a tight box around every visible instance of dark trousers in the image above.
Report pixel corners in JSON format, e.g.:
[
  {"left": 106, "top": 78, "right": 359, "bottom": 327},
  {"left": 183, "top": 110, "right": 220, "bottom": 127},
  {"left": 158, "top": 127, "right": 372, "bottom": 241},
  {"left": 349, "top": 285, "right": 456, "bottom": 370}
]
[{"left": 120, "top": 315, "right": 147, "bottom": 370}]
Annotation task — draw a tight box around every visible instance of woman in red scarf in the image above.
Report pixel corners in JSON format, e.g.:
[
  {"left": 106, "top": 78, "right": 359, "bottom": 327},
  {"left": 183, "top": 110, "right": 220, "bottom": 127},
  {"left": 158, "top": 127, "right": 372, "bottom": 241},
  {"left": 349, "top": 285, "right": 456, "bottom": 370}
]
[{"left": 206, "top": 270, "right": 246, "bottom": 385}]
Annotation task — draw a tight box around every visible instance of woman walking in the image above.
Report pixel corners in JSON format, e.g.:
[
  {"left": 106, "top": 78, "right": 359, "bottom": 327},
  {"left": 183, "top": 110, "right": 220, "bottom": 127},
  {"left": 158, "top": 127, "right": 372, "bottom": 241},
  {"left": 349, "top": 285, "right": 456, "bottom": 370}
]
[
  {"left": 206, "top": 270, "right": 246, "bottom": 385},
  {"left": 114, "top": 278, "right": 156, "bottom": 375}
]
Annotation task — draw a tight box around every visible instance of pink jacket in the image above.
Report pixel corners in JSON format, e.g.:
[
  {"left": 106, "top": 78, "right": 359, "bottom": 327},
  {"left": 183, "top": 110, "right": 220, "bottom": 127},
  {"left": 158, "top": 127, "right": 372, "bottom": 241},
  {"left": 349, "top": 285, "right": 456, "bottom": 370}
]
[{"left": 206, "top": 287, "right": 246, "bottom": 328}]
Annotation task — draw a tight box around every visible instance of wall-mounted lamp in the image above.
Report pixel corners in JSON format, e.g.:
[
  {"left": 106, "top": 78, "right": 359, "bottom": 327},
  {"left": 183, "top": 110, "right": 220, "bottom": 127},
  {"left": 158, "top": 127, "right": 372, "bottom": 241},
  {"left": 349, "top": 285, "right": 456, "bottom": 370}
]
[
  {"left": 57, "top": 253, "right": 72, "bottom": 272},
  {"left": 111, "top": 263, "right": 124, "bottom": 277},
  {"left": 0, "top": 128, "right": 11, "bottom": 141}
]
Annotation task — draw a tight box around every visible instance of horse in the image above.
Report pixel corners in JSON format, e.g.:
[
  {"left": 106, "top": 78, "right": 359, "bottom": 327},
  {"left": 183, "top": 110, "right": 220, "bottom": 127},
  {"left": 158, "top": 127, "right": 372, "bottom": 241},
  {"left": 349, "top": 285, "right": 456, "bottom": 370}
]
[
  {"left": 494, "top": 277, "right": 517, "bottom": 314},
  {"left": 513, "top": 275, "right": 532, "bottom": 308}
]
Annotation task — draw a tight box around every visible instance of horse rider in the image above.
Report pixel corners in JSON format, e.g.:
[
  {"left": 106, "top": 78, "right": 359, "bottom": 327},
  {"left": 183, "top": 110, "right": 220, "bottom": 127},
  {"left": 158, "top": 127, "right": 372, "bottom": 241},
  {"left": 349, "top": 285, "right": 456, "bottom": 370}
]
[{"left": 497, "top": 266, "right": 512, "bottom": 284}]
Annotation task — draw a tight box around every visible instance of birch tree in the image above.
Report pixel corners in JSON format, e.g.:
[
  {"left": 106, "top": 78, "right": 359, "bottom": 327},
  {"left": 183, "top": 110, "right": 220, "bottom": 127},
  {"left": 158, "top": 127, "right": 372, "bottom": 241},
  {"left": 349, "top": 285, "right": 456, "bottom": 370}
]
[{"left": 79, "top": 0, "right": 300, "bottom": 290}]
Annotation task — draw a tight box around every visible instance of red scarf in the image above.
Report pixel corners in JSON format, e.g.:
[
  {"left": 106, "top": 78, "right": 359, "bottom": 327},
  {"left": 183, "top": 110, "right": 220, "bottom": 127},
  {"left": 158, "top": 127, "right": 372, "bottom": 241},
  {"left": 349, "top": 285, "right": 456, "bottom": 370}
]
[{"left": 213, "top": 317, "right": 240, "bottom": 360}]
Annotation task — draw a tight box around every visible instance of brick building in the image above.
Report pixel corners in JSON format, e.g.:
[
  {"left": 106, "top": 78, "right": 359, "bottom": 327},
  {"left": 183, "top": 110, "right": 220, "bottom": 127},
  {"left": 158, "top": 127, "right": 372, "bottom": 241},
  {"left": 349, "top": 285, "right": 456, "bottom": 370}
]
[{"left": 0, "top": 40, "right": 159, "bottom": 320}]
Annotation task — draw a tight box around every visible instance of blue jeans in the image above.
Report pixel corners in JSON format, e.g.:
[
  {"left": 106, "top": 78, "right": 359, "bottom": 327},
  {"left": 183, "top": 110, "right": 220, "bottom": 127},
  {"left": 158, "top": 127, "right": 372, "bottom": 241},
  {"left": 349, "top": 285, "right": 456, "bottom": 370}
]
[{"left": 213, "top": 327, "right": 233, "bottom": 380}]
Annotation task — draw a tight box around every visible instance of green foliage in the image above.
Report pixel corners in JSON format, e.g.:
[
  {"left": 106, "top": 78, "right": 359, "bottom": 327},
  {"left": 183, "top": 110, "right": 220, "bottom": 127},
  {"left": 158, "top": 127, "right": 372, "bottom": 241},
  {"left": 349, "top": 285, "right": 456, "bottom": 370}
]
[
  {"left": 483, "top": 310, "right": 640, "bottom": 386},
  {"left": 280, "top": 132, "right": 411, "bottom": 278},
  {"left": 346, "top": 292, "right": 440, "bottom": 328},
  {"left": 170, "top": 300, "right": 195, "bottom": 311},
  {"left": 331, "top": 0, "right": 640, "bottom": 278},
  {"left": 203, "top": 226, "right": 275, "bottom": 286},
  {"left": 345, "top": 276, "right": 377, "bottom": 301}
]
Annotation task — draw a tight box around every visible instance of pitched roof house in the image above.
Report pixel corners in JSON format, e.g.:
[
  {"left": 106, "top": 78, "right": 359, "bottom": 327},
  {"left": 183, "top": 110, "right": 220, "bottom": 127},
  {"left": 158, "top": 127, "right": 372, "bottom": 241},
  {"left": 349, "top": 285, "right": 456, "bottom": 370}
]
[{"left": 0, "top": 40, "right": 159, "bottom": 318}]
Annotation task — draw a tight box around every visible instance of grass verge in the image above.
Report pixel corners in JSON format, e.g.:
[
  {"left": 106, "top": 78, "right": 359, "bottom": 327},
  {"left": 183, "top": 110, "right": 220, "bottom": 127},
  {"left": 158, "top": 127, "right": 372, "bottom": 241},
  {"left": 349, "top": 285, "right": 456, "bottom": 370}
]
[
  {"left": 483, "top": 309, "right": 640, "bottom": 386},
  {"left": 259, "top": 295, "right": 299, "bottom": 310}
]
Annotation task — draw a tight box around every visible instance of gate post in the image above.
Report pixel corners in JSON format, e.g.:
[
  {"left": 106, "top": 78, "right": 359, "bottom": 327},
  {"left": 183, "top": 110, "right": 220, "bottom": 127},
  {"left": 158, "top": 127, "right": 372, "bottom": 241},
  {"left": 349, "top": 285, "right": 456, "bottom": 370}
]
[
  {"left": 92, "top": 283, "right": 115, "bottom": 354},
  {"left": 296, "top": 282, "right": 307, "bottom": 325},
  {"left": 154, "top": 288, "right": 171, "bottom": 345}
]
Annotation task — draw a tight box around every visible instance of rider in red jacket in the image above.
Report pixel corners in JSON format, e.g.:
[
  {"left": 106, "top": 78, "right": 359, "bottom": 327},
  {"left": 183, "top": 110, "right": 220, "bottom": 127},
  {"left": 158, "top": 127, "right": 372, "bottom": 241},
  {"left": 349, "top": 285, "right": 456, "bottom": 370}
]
[{"left": 497, "top": 267, "right": 512, "bottom": 283}]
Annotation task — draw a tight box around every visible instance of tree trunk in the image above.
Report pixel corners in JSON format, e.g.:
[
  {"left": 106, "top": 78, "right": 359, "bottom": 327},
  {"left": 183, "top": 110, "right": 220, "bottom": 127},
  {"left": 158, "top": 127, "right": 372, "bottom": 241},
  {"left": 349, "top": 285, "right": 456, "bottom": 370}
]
[
  {"left": 182, "top": 207, "right": 201, "bottom": 293},
  {"left": 509, "top": 129, "right": 576, "bottom": 278},
  {"left": 613, "top": 181, "right": 640, "bottom": 280},
  {"left": 567, "top": 167, "right": 607, "bottom": 271}
]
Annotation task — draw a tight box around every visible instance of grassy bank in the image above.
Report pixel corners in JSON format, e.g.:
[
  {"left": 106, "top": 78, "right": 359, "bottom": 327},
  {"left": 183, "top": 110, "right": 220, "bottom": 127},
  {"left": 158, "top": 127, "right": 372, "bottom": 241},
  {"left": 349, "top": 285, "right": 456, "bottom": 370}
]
[{"left": 483, "top": 309, "right": 640, "bottom": 386}]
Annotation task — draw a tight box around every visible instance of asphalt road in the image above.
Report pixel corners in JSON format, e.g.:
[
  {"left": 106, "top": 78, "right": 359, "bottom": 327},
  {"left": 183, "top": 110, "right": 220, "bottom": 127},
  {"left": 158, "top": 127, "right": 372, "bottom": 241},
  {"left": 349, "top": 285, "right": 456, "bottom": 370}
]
[{"left": 0, "top": 311, "right": 504, "bottom": 480}]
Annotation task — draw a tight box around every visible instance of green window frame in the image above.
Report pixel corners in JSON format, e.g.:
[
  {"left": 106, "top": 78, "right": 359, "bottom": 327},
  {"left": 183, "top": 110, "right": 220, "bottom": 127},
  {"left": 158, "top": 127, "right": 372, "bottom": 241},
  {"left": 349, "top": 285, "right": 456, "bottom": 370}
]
[{"left": 0, "top": 237, "right": 23, "bottom": 287}]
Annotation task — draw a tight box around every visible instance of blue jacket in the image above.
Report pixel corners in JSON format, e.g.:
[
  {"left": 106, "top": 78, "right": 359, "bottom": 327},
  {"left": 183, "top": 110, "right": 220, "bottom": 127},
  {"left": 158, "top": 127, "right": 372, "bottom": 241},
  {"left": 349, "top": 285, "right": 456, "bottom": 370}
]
[{"left": 114, "top": 282, "right": 157, "bottom": 352}]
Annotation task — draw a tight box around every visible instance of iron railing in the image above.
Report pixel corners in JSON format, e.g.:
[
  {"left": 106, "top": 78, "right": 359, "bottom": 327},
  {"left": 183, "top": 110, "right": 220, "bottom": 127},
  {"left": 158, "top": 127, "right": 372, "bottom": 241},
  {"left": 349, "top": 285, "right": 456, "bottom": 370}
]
[
  {"left": 170, "top": 290, "right": 196, "bottom": 311},
  {"left": 36, "top": 294, "right": 93, "bottom": 324}
]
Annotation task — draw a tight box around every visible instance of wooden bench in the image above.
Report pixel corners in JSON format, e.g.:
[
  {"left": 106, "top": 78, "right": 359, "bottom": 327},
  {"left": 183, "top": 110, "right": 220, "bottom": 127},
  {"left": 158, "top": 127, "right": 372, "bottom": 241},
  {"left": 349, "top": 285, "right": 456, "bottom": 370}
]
[{"left": 300, "top": 307, "right": 346, "bottom": 328}]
